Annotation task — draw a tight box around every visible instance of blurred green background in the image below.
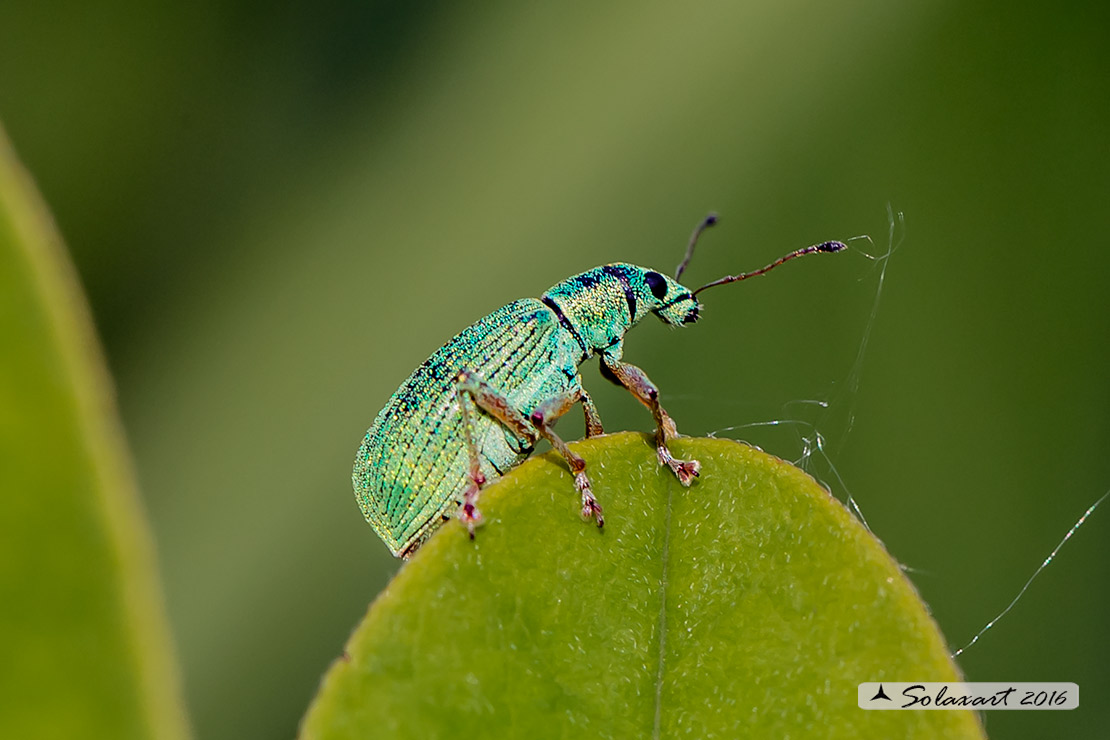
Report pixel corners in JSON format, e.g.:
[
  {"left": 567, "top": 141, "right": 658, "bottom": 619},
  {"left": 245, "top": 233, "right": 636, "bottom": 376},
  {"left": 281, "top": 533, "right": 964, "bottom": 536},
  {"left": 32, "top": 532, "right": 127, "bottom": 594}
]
[{"left": 2, "top": 1, "right": 1107, "bottom": 738}]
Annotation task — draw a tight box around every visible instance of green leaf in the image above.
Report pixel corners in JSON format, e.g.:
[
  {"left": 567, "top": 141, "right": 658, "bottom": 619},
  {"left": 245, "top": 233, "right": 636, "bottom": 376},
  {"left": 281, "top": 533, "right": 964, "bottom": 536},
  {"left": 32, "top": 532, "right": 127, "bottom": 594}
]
[
  {"left": 302, "top": 432, "right": 984, "bottom": 739},
  {"left": 0, "top": 125, "right": 190, "bottom": 740}
]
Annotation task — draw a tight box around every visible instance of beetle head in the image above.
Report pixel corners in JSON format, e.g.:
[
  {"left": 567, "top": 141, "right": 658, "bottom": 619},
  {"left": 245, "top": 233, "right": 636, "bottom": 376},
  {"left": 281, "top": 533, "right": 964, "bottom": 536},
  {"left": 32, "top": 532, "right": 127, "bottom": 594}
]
[{"left": 639, "top": 269, "right": 701, "bottom": 326}]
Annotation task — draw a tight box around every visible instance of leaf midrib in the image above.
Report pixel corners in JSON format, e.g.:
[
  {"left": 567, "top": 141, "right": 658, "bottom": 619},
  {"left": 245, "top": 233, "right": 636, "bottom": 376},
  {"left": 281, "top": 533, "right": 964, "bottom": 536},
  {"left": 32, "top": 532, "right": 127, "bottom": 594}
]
[{"left": 651, "top": 472, "right": 674, "bottom": 740}]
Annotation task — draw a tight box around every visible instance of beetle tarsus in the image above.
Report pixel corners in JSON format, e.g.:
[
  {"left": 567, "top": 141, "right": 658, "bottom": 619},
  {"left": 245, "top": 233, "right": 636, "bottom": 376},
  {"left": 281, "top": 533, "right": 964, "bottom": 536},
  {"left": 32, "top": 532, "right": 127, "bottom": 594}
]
[
  {"left": 657, "top": 445, "right": 701, "bottom": 486},
  {"left": 575, "top": 472, "right": 604, "bottom": 527}
]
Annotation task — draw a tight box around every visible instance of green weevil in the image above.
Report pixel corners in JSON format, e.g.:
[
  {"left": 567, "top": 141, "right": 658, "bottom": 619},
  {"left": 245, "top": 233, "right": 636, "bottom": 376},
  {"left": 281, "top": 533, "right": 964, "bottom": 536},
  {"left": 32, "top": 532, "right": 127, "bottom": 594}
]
[{"left": 353, "top": 215, "right": 846, "bottom": 557}]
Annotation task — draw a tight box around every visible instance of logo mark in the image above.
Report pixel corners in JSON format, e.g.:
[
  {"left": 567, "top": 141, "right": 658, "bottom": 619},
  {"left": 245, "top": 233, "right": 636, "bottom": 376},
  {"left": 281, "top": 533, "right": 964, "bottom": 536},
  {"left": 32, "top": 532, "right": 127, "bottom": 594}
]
[{"left": 870, "top": 684, "right": 892, "bottom": 701}]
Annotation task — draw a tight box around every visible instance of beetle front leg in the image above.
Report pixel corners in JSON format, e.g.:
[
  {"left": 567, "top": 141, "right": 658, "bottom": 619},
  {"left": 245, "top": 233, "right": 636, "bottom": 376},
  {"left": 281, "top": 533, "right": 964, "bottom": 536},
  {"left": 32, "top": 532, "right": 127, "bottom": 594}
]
[
  {"left": 600, "top": 356, "right": 700, "bottom": 485},
  {"left": 530, "top": 390, "right": 604, "bottom": 527},
  {"left": 455, "top": 370, "right": 539, "bottom": 538}
]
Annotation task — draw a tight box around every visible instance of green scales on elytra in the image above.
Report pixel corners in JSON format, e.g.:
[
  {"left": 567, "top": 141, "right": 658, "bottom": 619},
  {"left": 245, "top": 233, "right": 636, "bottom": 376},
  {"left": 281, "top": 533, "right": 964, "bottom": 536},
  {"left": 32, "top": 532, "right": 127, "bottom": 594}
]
[{"left": 353, "top": 215, "right": 846, "bottom": 557}]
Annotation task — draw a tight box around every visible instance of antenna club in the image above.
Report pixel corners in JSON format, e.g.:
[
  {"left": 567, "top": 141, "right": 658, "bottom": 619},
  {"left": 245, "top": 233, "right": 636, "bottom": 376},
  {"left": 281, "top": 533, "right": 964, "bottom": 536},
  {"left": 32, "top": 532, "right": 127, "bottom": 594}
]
[{"left": 818, "top": 240, "right": 847, "bottom": 254}]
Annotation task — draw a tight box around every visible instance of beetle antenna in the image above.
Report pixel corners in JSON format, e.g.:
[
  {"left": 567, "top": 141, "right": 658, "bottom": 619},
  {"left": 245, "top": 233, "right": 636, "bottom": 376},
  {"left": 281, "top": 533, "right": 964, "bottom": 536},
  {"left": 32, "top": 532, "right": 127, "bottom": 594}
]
[
  {"left": 674, "top": 212, "right": 719, "bottom": 281},
  {"left": 693, "top": 240, "right": 847, "bottom": 296}
]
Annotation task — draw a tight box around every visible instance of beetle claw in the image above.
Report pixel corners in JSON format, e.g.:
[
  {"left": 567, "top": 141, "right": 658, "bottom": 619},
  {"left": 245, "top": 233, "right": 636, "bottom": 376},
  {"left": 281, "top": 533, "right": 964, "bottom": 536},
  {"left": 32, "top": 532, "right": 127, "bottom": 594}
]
[
  {"left": 671, "top": 458, "right": 701, "bottom": 486},
  {"left": 583, "top": 499, "right": 605, "bottom": 528}
]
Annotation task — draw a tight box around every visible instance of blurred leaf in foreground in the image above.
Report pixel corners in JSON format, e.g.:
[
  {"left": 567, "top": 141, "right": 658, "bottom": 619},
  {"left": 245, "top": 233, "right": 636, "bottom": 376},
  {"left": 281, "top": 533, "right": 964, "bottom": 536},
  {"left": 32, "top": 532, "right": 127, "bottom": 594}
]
[
  {"left": 0, "top": 125, "right": 190, "bottom": 740},
  {"left": 302, "top": 432, "right": 984, "bottom": 739}
]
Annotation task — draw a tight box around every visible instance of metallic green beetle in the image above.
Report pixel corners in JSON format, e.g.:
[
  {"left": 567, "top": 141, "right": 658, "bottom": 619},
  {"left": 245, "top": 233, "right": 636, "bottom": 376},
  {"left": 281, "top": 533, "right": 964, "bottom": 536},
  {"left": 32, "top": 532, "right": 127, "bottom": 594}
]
[{"left": 353, "top": 215, "right": 845, "bottom": 557}]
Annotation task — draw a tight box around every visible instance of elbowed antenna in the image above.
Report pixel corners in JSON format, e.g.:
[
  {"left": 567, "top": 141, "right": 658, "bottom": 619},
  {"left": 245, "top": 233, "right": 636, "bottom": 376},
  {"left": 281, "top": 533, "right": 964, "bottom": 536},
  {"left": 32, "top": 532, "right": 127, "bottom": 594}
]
[
  {"left": 692, "top": 240, "right": 847, "bottom": 296},
  {"left": 674, "top": 212, "right": 719, "bottom": 281}
]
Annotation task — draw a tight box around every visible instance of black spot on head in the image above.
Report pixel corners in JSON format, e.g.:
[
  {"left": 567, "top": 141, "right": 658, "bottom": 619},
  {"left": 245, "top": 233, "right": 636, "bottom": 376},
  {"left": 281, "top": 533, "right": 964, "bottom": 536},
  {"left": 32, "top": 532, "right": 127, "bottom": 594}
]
[
  {"left": 682, "top": 306, "right": 699, "bottom": 324},
  {"left": 645, "top": 271, "right": 667, "bottom": 300}
]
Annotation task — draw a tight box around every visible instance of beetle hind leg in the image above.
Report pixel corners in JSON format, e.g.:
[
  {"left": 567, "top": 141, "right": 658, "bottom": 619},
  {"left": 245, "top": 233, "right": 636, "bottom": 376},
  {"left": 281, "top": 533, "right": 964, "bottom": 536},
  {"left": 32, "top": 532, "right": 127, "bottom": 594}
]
[
  {"left": 454, "top": 376, "right": 488, "bottom": 538},
  {"left": 455, "top": 370, "right": 540, "bottom": 538},
  {"left": 530, "top": 390, "right": 604, "bottom": 528}
]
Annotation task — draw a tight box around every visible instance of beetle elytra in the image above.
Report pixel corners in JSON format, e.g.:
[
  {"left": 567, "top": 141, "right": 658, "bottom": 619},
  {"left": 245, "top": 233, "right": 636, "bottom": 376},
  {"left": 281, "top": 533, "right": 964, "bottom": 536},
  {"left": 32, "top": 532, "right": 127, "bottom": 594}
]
[{"left": 353, "top": 215, "right": 846, "bottom": 557}]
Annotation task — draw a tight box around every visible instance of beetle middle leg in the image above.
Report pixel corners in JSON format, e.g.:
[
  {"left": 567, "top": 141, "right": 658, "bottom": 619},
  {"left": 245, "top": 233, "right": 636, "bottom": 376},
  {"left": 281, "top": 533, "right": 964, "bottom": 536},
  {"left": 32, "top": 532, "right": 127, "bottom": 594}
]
[
  {"left": 581, "top": 389, "right": 604, "bottom": 438},
  {"left": 530, "top": 390, "right": 604, "bottom": 527},
  {"left": 600, "top": 355, "right": 700, "bottom": 485}
]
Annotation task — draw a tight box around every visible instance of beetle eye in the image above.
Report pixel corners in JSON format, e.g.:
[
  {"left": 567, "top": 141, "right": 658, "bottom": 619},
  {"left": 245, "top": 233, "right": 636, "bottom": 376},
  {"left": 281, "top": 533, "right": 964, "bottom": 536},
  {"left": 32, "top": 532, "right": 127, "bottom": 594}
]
[{"left": 645, "top": 271, "right": 667, "bottom": 300}]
